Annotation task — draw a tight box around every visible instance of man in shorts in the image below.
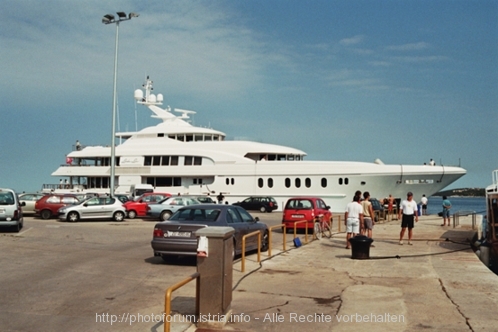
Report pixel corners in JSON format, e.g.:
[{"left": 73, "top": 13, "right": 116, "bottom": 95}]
[
  {"left": 344, "top": 194, "right": 364, "bottom": 249},
  {"left": 361, "top": 192, "right": 375, "bottom": 245},
  {"left": 398, "top": 192, "right": 418, "bottom": 245}
]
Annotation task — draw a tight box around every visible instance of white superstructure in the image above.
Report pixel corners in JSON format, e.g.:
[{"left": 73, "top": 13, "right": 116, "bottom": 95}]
[{"left": 47, "top": 77, "right": 466, "bottom": 212}]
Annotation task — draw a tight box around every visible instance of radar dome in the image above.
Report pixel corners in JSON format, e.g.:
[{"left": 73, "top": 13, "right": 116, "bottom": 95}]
[
  {"left": 149, "top": 94, "right": 157, "bottom": 103},
  {"left": 157, "top": 94, "right": 164, "bottom": 102},
  {"left": 134, "top": 89, "right": 143, "bottom": 101}
]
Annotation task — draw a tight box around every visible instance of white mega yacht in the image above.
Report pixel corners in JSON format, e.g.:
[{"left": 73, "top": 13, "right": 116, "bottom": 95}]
[{"left": 47, "top": 77, "right": 466, "bottom": 211}]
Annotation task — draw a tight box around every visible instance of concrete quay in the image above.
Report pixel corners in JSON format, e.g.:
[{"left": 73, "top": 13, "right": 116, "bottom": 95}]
[{"left": 174, "top": 214, "right": 498, "bottom": 332}]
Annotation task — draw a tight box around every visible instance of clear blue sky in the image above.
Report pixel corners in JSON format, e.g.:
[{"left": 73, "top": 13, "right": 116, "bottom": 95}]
[{"left": 1, "top": 0, "right": 497, "bottom": 193}]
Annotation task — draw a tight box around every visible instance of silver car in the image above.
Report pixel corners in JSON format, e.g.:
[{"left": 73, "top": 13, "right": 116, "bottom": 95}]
[
  {"left": 19, "top": 193, "right": 46, "bottom": 215},
  {"left": 146, "top": 196, "right": 200, "bottom": 221},
  {"left": 58, "top": 196, "right": 126, "bottom": 222},
  {"left": 0, "top": 188, "right": 24, "bottom": 232}
]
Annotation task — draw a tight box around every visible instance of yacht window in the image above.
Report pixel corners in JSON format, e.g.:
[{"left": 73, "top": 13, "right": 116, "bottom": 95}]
[
  {"left": 287, "top": 155, "right": 294, "bottom": 161},
  {"left": 345, "top": 178, "right": 349, "bottom": 185},
  {"left": 321, "top": 178, "right": 327, "bottom": 188},
  {"left": 194, "top": 157, "right": 202, "bottom": 165},
  {"left": 186, "top": 135, "right": 193, "bottom": 142},
  {"left": 158, "top": 133, "right": 164, "bottom": 137},
  {"left": 231, "top": 178, "right": 234, "bottom": 185},
  {"left": 144, "top": 156, "right": 152, "bottom": 166},
  {"left": 213, "top": 135, "right": 219, "bottom": 141},
  {"left": 361, "top": 181, "right": 366, "bottom": 185},
  {"left": 296, "top": 155, "right": 301, "bottom": 161},
  {"left": 168, "top": 135, "right": 175, "bottom": 140},
  {"left": 226, "top": 178, "right": 229, "bottom": 185},
  {"left": 339, "top": 178, "right": 343, "bottom": 185},
  {"left": 305, "top": 178, "right": 311, "bottom": 188},
  {"left": 295, "top": 178, "right": 301, "bottom": 188},
  {"left": 285, "top": 178, "right": 291, "bottom": 188},
  {"left": 184, "top": 156, "right": 193, "bottom": 166},
  {"left": 161, "top": 156, "right": 170, "bottom": 166},
  {"left": 177, "top": 135, "right": 185, "bottom": 142},
  {"left": 195, "top": 135, "right": 203, "bottom": 141},
  {"left": 153, "top": 156, "right": 161, "bottom": 166},
  {"left": 268, "top": 154, "right": 276, "bottom": 161},
  {"left": 174, "top": 177, "right": 181, "bottom": 186},
  {"left": 258, "top": 178, "right": 263, "bottom": 188},
  {"left": 205, "top": 135, "right": 212, "bottom": 141},
  {"left": 278, "top": 155, "right": 286, "bottom": 161},
  {"left": 170, "top": 156, "right": 179, "bottom": 166},
  {"left": 268, "top": 178, "right": 273, "bottom": 188}
]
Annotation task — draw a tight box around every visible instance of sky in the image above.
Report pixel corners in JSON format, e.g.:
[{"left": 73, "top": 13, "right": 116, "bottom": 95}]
[{"left": 1, "top": 0, "right": 497, "bottom": 193}]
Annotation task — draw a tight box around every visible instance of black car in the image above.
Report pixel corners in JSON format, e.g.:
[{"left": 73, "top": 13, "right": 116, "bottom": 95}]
[
  {"left": 233, "top": 196, "right": 278, "bottom": 213},
  {"left": 151, "top": 204, "right": 268, "bottom": 261}
]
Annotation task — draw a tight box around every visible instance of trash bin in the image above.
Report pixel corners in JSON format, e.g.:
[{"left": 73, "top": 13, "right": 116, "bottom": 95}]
[{"left": 348, "top": 235, "right": 374, "bottom": 259}]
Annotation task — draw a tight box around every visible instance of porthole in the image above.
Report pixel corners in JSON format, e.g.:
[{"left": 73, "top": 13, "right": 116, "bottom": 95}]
[
  {"left": 285, "top": 178, "right": 291, "bottom": 188},
  {"left": 305, "top": 178, "right": 311, "bottom": 188},
  {"left": 321, "top": 178, "right": 327, "bottom": 188},
  {"left": 295, "top": 178, "right": 301, "bottom": 188},
  {"left": 268, "top": 178, "right": 273, "bottom": 188},
  {"left": 258, "top": 178, "right": 263, "bottom": 188}
]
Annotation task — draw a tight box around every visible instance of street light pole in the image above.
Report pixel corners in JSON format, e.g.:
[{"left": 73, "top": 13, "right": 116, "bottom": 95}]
[{"left": 102, "top": 12, "right": 139, "bottom": 197}]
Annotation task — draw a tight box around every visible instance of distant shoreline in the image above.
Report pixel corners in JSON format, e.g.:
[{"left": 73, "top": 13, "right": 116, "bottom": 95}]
[{"left": 434, "top": 188, "right": 485, "bottom": 197}]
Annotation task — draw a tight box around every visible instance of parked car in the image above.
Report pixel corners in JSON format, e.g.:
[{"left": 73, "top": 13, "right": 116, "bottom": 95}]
[
  {"left": 58, "top": 196, "right": 126, "bottom": 222},
  {"left": 19, "top": 193, "right": 46, "bottom": 214},
  {"left": 146, "top": 196, "right": 201, "bottom": 221},
  {"left": 233, "top": 196, "right": 278, "bottom": 213},
  {"left": 0, "top": 188, "right": 24, "bottom": 232},
  {"left": 123, "top": 192, "right": 171, "bottom": 219},
  {"left": 35, "top": 194, "right": 80, "bottom": 219},
  {"left": 151, "top": 204, "right": 268, "bottom": 261},
  {"left": 187, "top": 195, "right": 215, "bottom": 204},
  {"left": 282, "top": 197, "right": 332, "bottom": 232},
  {"left": 114, "top": 194, "right": 130, "bottom": 203}
]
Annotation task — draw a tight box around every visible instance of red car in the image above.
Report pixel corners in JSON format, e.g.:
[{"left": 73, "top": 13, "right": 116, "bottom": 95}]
[
  {"left": 34, "top": 194, "right": 80, "bottom": 219},
  {"left": 123, "top": 192, "right": 171, "bottom": 219},
  {"left": 282, "top": 197, "right": 332, "bottom": 232}
]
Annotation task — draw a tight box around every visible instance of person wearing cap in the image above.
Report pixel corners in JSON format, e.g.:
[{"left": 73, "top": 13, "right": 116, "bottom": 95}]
[{"left": 398, "top": 191, "right": 418, "bottom": 245}]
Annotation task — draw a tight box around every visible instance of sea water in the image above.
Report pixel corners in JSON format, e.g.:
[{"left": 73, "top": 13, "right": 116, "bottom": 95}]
[{"left": 424, "top": 196, "right": 486, "bottom": 216}]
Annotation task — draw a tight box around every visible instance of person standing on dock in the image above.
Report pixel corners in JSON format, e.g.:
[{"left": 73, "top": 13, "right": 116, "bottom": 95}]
[
  {"left": 344, "top": 195, "right": 363, "bottom": 249},
  {"left": 441, "top": 196, "right": 452, "bottom": 226},
  {"left": 361, "top": 192, "right": 375, "bottom": 244},
  {"left": 420, "top": 194, "right": 428, "bottom": 215},
  {"left": 398, "top": 192, "right": 418, "bottom": 245}
]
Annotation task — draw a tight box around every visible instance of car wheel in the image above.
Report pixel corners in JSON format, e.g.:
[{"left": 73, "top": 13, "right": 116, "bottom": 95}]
[
  {"left": 41, "top": 210, "right": 51, "bottom": 220},
  {"left": 260, "top": 206, "right": 267, "bottom": 213},
  {"left": 160, "top": 211, "right": 172, "bottom": 221},
  {"left": 67, "top": 211, "right": 79, "bottom": 222},
  {"left": 261, "top": 231, "right": 269, "bottom": 252},
  {"left": 13, "top": 222, "right": 20, "bottom": 233},
  {"left": 127, "top": 210, "right": 137, "bottom": 219},
  {"left": 113, "top": 211, "right": 125, "bottom": 222},
  {"left": 314, "top": 222, "right": 322, "bottom": 240}
]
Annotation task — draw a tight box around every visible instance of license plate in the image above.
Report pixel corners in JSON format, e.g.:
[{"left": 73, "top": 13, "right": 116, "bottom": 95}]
[
  {"left": 291, "top": 214, "right": 304, "bottom": 218},
  {"left": 166, "top": 231, "right": 191, "bottom": 237}
]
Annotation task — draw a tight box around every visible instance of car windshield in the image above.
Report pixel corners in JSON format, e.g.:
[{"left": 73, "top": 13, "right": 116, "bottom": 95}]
[
  {"left": 0, "top": 192, "right": 15, "bottom": 205},
  {"left": 170, "top": 208, "right": 221, "bottom": 222},
  {"left": 285, "top": 199, "right": 312, "bottom": 209}
]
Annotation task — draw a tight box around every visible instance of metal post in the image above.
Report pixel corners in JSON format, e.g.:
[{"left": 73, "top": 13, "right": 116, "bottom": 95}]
[{"left": 110, "top": 21, "right": 119, "bottom": 197}]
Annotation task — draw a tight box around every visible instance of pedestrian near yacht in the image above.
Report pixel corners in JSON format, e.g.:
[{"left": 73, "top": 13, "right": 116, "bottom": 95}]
[
  {"left": 398, "top": 192, "right": 418, "bottom": 245},
  {"left": 420, "top": 194, "right": 428, "bottom": 215},
  {"left": 344, "top": 195, "right": 364, "bottom": 249}
]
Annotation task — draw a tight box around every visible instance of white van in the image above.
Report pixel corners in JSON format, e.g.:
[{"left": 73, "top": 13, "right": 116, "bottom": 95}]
[
  {"left": 129, "top": 184, "right": 154, "bottom": 201},
  {"left": 0, "top": 188, "right": 24, "bottom": 232}
]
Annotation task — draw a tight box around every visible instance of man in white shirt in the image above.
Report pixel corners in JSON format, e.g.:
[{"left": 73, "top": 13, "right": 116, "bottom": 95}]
[
  {"left": 398, "top": 192, "right": 418, "bottom": 245},
  {"left": 420, "top": 194, "right": 428, "bottom": 216},
  {"left": 344, "top": 194, "right": 364, "bottom": 249}
]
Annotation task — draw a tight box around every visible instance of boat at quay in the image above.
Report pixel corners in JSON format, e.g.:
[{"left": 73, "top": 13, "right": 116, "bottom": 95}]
[{"left": 44, "top": 77, "right": 466, "bottom": 212}]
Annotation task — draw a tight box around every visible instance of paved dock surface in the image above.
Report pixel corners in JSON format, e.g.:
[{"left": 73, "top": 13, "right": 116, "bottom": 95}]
[{"left": 172, "top": 214, "right": 497, "bottom": 332}]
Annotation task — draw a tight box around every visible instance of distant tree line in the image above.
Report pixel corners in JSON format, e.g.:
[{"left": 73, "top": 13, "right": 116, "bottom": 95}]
[{"left": 434, "top": 188, "right": 485, "bottom": 197}]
